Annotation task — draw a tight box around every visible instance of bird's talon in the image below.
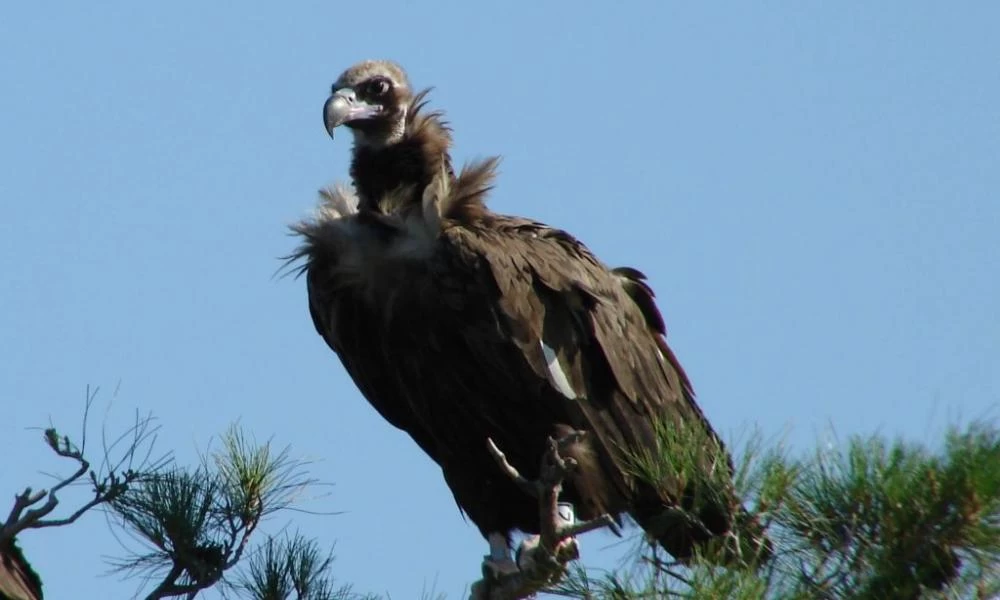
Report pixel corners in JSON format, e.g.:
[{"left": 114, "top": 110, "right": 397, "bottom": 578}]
[
  {"left": 482, "top": 556, "right": 520, "bottom": 580},
  {"left": 515, "top": 534, "right": 541, "bottom": 571}
]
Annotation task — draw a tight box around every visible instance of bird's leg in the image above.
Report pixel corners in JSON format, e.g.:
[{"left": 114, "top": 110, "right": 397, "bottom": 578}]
[{"left": 482, "top": 532, "right": 520, "bottom": 579}]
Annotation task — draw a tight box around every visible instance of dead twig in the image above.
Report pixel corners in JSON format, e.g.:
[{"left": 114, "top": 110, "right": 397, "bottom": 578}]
[
  {"left": 470, "top": 432, "right": 620, "bottom": 600},
  {"left": 1, "top": 386, "right": 162, "bottom": 546}
]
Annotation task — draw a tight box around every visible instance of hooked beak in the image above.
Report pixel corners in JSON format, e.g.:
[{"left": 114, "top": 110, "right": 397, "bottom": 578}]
[{"left": 323, "top": 88, "right": 383, "bottom": 138}]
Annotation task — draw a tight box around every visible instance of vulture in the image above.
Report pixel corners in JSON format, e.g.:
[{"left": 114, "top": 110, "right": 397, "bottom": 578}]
[{"left": 289, "top": 60, "right": 765, "bottom": 573}]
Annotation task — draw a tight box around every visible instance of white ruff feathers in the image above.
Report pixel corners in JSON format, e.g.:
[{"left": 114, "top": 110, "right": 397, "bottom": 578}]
[{"left": 314, "top": 182, "right": 359, "bottom": 221}]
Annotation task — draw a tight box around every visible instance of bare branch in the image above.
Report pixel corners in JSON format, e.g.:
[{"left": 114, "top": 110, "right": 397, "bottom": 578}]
[
  {"left": 1, "top": 389, "right": 166, "bottom": 549},
  {"left": 472, "top": 432, "right": 620, "bottom": 600},
  {"left": 560, "top": 514, "right": 620, "bottom": 540},
  {"left": 485, "top": 439, "right": 536, "bottom": 498},
  {"left": 0, "top": 433, "right": 92, "bottom": 543},
  {"left": 3, "top": 488, "right": 48, "bottom": 533},
  {"left": 142, "top": 563, "right": 185, "bottom": 600},
  {"left": 28, "top": 494, "right": 108, "bottom": 530}
]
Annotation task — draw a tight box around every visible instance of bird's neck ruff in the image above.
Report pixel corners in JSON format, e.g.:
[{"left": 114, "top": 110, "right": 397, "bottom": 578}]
[
  {"left": 284, "top": 88, "right": 501, "bottom": 288},
  {"left": 349, "top": 89, "right": 455, "bottom": 215},
  {"left": 286, "top": 134, "right": 500, "bottom": 284}
]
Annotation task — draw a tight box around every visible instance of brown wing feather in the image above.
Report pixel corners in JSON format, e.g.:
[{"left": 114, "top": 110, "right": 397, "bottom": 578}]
[
  {"left": 442, "top": 214, "right": 738, "bottom": 555},
  {"left": 447, "top": 219, "right": 683, "bottom": 412}
]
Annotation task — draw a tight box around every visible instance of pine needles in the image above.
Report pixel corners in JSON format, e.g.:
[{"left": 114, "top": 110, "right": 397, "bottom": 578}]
[{"left": 555, "top": 419, "right": 1000, "bottom": 599}]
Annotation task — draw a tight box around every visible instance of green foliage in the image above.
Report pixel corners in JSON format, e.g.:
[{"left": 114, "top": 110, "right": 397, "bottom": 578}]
[
  {"left": 777, "top": 423, "right": 1000, "bottom": 599},
  {"left": 618, "top": 416, "right": 775, "bottom": 569},
  {"left": 620, "top": 413, "right": 735, "bottom": 525},
  {"left": 555, "top": 419, "right": 1000, "bottom": 600},
  {"left": 108, "top": 424, "right": 322, "bottom": 598},
  {"left": 233, "top": 534, "right": 374, "bottom": 600},
  {"left": 10, "top": 390, "right": 1000, "bottom": 600}
]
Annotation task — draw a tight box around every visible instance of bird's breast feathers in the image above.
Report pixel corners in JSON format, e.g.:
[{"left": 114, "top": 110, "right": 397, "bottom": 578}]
[{"left": 297, "top": 183, "right": 448, "bottom": 291}]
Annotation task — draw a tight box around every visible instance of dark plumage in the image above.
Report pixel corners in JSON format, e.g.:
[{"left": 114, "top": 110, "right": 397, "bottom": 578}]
[{"left": 291, "top": 60, "right": 764, "bottom": 566}]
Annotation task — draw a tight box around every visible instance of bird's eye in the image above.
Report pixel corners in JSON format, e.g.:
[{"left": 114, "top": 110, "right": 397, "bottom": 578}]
[{"left": 368, "top": 77, "right": 391, "bottom": 97}]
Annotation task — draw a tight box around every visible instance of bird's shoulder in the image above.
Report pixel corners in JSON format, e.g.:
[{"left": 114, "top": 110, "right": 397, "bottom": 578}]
[{"left": 439, "top": 214, "right": 614, "bottom": 293}]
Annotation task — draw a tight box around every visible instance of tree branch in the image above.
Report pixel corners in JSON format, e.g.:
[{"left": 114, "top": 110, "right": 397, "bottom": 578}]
[
  {"left": 2, "top": 391, "right": 164, "bottom": 551},
  {"left": 116, "top": 425, "right": 305, "bottom": 599},
  {"left": 143, "top": 563, "right": 186, "bottom": 600},
  {"left": 0, "top": 431, "right": 94, "bottom": 543},
  {"left": 470, "top": 432, "right": 620, "bottom": 600}
]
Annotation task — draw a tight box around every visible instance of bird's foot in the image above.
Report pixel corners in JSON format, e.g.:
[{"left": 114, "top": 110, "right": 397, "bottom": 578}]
[
  {"left": 481, "top": 555, "right": 521, "bottom": 580},
  {"left": 481, "top": 531, "right": 520, "bottom": 581},
  {"left": 516, "top": 533, "right": 580, "bottom": 574}
]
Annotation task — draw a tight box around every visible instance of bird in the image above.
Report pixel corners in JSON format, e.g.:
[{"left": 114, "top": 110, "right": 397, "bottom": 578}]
[{"left": 288, "top": 60, "right": 766, "bottom": 576}]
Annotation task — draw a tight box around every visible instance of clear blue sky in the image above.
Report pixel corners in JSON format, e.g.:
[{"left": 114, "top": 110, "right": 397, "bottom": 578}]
[{"left": 2, "top": 2, "right": 998, "bottom": 598}]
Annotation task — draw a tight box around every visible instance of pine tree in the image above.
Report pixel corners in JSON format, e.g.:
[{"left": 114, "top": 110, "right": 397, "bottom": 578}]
[{"left": 3, "top": 387, "right": 999, "bottom": 600}]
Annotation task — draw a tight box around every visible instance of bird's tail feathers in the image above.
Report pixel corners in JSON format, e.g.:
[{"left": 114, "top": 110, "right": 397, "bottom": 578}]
[
  {"left": 631, "top": 490, "right": 772, "bottom": 569},
  {"left": 619, "top": 412, "right": 772, "bottom": 569}
]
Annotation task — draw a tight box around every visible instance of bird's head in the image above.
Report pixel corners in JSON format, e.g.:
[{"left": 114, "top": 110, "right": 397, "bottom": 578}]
[{"left": 324, "top": 60, "right": 412, "bottom": 148}]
